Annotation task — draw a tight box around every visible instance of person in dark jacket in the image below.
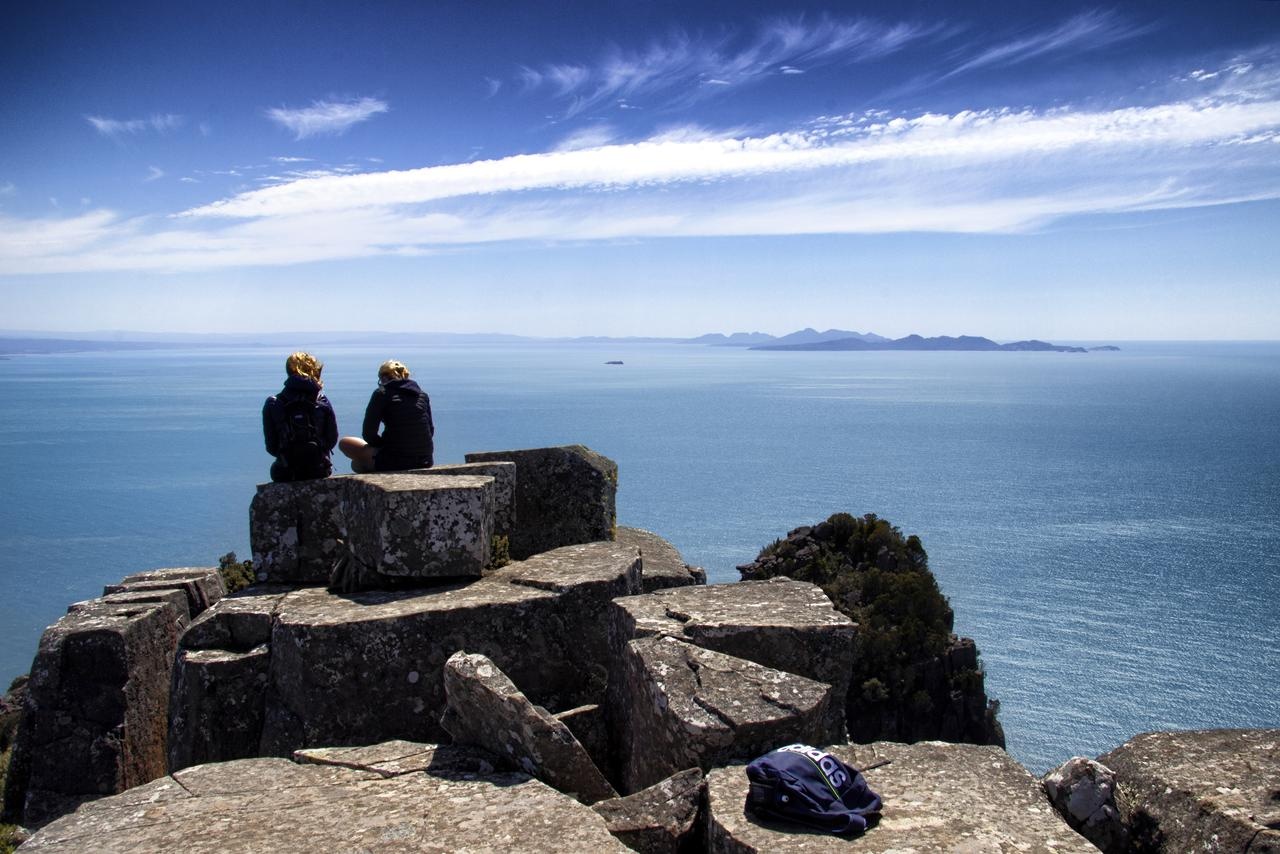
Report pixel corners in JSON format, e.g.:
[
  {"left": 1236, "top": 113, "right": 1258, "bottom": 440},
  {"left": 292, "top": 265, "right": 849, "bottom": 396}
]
[
  {"left": 338, "top": 359, "right": 434, "bottom": 473},
  {"left": 263, "top": 352, "right": 339, "bottom": 483}
]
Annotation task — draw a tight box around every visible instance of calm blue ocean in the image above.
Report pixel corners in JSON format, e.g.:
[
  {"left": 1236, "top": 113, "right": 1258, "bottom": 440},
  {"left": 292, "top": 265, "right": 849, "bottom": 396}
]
[{"left": 1, "top": 341, "right": 1277, "bottom": 772}]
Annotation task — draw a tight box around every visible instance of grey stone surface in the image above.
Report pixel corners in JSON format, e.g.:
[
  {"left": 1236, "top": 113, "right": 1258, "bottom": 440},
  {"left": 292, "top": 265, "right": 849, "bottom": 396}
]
[
  {"left": 413, "top": 461, "right": 516, "bottom": 541},
  {"left": 610, "top": 577, "right": 854, "bottom": 743},
  {"left": 2, "top": 600, "right": 178, "bottom": 827},
  {"left": 18, "top": 751, "right": 631, "bottom": 853},
  {"left": 617, "top": 526, "right": 707, "bottom": 592},
  {"left": 466, "top": 445, "right": 617, "bottom": 559},
  {"left": 593, "top": 767, "right": 705, "bottom": 854},
  {"left": 1042, "top": 756, "right": 1127, "bottom": 853},
  {"left": 555, "top": 704, "right": 609, "bottom": 777},
  {"left": 69, "top": 589, "right": 191, "bottom": 628},
  {"left": 178, "top": 585, "right": 291, "bottom": 651},
  {"left": 441, "top": 651, "right": 617, "bottom": 804},
  {"left": 103, "top": 566, "right": 225, "bottom": 619},
  {"left": 616, "top": 636, "right": 836, "bottom": 794},
  {"left": 190, "top": 542, "right": 644, "bottom": 758},
  {"left": 707, "top": 741, "right": 1095, "bottom": 852},
  {"left": 167, "top": 644, "right": 271, "bottom": 771},
  {"left": 249, "top": 477, "right": 347, "bottom": 583},
  {"left": 342, "top": 473, "right": 495, "bottom": 579},
  {"left": 1098, "top": 728, "right": 1280, "bottom": 853},
  {"left": 294, "top": 739, "right": 498, "bottom": 777}
]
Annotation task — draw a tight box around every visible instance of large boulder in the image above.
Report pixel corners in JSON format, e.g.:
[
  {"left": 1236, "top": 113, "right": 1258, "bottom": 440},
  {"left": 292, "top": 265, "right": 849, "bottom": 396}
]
[
  {"left": 609, "top": 577, "right": 855, "bottom": 742},
  {"left": 341, "top": 473, "right": 495, "bottom": 580},
  {"left": 1042, "top": 756, "right": 1127, "bottom": 852},
  {"left": 165, "top": 543, "right": 643, "bottom": 762},
  {"left": 249, "top": 466, "right": 513, "bottom": 585},
  {"left": 1097, "top": 728, "right": 1280, "bottom": 853},
  {"left": 466, "top": 445, "right": 617, "bottom": 559},
  {"left": 2, "top": 599, "right": 180, "bottom": 827},
  {"left": 592, "top": 767, "right": 706, "bottom": 854},
  {"left": 19, "top": 745, "right": 631, "bottom": 853},
  {"left": 706, "top": 741, "right": 1095, "bottom": 852},
  {"left": 616, "top": 526, "right": 706, "bottom": 592},
  {"left": 249, "top": 477, "right": 347, "bottom": 583},
  {"left": 441, "top": 651, "right": 617, "bottom": 804},
  {"left": 615, "top": 636, "right": 837, "bottom": 794}
]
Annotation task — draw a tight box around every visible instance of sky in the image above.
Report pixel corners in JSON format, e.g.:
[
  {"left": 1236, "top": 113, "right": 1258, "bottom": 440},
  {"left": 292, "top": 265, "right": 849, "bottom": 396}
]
[{"left": 2, "top": 0, "right": 1279, "bottom": 340}]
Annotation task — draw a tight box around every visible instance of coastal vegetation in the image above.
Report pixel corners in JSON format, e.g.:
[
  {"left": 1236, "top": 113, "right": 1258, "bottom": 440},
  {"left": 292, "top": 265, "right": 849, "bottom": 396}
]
[{"left": 741, "top": 512, "right": 999, "bottom": 743}]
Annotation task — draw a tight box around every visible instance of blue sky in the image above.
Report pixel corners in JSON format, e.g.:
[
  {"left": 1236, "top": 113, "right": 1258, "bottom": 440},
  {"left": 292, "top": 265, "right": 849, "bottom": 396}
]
[{"left": 2, "top": 0, "right": 1279, "bottom": 339}]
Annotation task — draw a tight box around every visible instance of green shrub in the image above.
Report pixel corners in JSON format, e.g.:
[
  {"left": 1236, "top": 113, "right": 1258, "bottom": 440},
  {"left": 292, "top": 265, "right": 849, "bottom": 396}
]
[
  {"left": 745, "top": 512, "right": 956, "bottom": 739},
  {"left": 487, "top": 535, "right": 511, "bottom": 571},
  {"left": 218, "top": 552, "right": 255, "bottom": 593}
]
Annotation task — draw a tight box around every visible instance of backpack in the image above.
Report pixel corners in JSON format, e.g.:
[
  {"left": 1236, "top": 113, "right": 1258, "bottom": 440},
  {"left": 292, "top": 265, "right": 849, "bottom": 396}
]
[
  {"left": 278, "top": 395, "right": 327, "bottom": 475},
  {"left": 745, "top": 744, "right": 883, "bottom": 835}
]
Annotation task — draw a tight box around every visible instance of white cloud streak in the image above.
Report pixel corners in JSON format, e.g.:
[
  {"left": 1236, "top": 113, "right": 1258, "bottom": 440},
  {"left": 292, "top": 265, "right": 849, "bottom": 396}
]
[
  {"left": 519, "top": 16, "right": 939, "bottom": 115},
  {"left": 86, "top": 113, "right": 184, "bottom": 139},
  {"left": 947, "top": 10, "right": 1149, "bottom": 76},
  {"left": 264, "top": 97, "right": 389, "bottom": 139},
  {"left": 6, "top": 85, "right": 1280, "bottom": 275}
]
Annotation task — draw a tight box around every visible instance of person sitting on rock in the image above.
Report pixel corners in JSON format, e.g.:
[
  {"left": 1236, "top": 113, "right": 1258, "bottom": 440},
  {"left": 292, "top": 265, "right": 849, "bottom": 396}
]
[
  {"left": 263, "top": 351, "right": 339, "bottom": 483},
  {"left": 339, "top": 359, "right": 434, "bottom": 473}
]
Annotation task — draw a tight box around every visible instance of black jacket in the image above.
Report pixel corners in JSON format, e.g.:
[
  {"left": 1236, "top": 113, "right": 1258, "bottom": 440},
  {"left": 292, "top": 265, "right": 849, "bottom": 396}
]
[
  {"left": 263, "top": 375, "right": 339, "bottom": 481},
  {"left": 362, "top": 378, "right": 434, "bottom": 471}
]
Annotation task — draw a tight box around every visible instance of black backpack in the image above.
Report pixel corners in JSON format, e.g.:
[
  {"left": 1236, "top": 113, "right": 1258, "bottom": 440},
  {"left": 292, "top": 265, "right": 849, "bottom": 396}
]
[
  {"left": 745, "top": 744, "right": 883, "bottom": 835},
  {"left": 278, "top": 395, "right": 326, "bottom": 475}
]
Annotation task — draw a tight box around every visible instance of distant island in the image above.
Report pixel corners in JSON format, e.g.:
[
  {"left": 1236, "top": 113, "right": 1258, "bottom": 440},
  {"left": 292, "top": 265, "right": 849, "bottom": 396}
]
[{"left": 0, "top": 327, "right": 1117, "bottom": 355}]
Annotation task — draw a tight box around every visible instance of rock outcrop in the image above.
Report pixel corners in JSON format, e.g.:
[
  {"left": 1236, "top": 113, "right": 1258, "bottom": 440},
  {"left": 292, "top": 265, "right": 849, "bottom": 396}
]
[
  {"left": 736, "top": 512, "right": 1003, "bottom": 747},
  {"left": 1042, "top": 756, "right": 1127, "bottom": 852},
  {"left": 609, "top": 577, "right": 854, "bottom": 744},
  {"left": 441, "top": 651, "right": 617, "bottom": 804},
  {"left": 3, "top": 568, "right": 224, "bottom": 828},
  {"left": 615, "top": 636, "right": 837, "bottom": 794},
  {"left": 18, "top": 743, "right": 630, "bottom": 853},
  {"left": 467, "top": 445, "right": 617, "bottom": 559},
  {"left": 617, "top": 526, "right": 707, "bottom": 591},
  {"left": 706, "top": 741, "right": 1095, "bottom": 852},
  {"left": 167, "top": 541, "right": 645, "bottom": 765},
  {"left": 592, "top": 767, "right": 706, "bottom": 854},
  {"left": 1096, "top": 728, "right": 1280, "bottom": 853},
  {"left": 251, "top": 472, "right": 501, "bottom": 585}
]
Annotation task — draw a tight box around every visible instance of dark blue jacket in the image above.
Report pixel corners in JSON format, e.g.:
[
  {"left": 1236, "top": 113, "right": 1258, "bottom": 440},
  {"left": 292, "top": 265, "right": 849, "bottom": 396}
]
[
  {"left": 263, "top": 375, "right": 339, "bottom": 481},
  {"left": 362, "top": 378, "right": 434, "bottom": 471},
  {"left": 746, "top": 744, "right": 882, "bottom": 835}
]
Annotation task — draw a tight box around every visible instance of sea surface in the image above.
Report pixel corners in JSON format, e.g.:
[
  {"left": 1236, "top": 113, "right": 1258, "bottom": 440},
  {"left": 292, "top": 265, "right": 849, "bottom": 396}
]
[{"left": 1, "top": 341, "right": 1277, "bottom": 773}]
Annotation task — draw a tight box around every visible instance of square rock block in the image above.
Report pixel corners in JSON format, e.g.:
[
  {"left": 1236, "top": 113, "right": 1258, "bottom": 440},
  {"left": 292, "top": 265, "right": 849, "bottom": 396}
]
[{"left": 343, "top": 473, "right": 495, "bottom": 579}]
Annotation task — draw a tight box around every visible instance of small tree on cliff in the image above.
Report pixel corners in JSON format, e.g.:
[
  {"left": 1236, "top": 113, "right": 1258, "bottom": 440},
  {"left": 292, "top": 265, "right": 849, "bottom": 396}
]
[{"left": 740, "top": 512, "right": 1000, "bottom": 745}]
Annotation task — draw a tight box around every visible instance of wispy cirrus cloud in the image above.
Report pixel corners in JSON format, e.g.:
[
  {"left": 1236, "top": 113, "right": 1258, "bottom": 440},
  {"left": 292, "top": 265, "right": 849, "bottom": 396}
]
[
  {"left": 86, "top": 113, "right": 184, "bottom": 140},
  {"left": 517, "top": 16, "right": 940, "bottom": 116},
  {"left": 6, "top": 68, "right": 1280, "bottom": 275},
  {"left": 264, "top": 96, "right": 389, "bottom": 139},
  {"left": 946, "top": 9, "right": 1150, "bottom": 77}
]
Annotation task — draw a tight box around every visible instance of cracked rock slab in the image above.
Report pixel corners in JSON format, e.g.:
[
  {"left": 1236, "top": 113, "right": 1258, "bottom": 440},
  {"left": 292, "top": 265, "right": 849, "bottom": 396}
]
[
  {"left": 707, "top": 741, "right": 1095, "bottom": 852},
  {"left": 616, "top": 636, "right": 835, "bottom": 794},
  {"left": 1098, "top": 728, "right": 1280, "bottom": 853},
  {"left": 593, "top": 767, "right": 705, "bottom": 854},
  {"left": 610, "top": 578, "right": 854, "bottom": 744},
  {"left": 441, "top": 651, "right": 617, "bottom": 804},
  {"left": 19, "top": 751, "right": 631, "bottom": 853},
  {"left": 616, "top": 527, "right": 706, "bottom": 592}
]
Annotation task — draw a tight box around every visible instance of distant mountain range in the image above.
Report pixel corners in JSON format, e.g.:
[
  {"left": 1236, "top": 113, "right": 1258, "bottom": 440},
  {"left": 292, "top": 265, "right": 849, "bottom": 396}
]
[{"left": 0, "top": 328, "right": 1115, "bottom": 355}]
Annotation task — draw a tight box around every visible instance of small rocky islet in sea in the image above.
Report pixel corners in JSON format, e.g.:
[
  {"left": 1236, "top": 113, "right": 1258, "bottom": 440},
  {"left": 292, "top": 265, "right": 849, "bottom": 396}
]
[{"left": 0, "top": 445, "right": 1272, "bottom": 852}]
